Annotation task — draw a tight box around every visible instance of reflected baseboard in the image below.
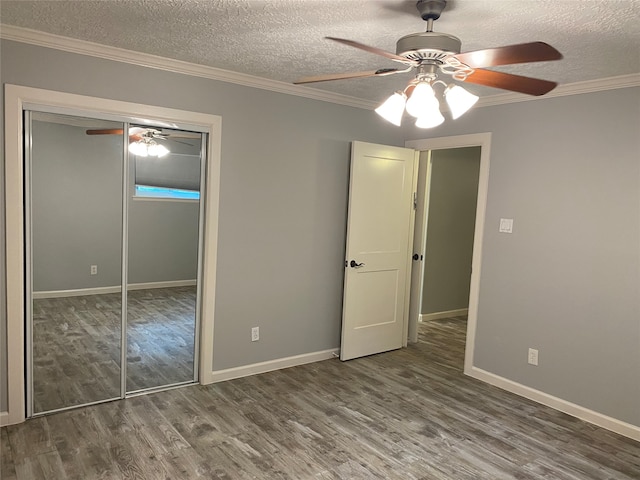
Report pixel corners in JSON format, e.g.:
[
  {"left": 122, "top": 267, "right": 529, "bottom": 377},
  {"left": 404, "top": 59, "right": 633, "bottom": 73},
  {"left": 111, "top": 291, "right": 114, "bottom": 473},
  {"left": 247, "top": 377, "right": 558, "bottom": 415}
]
[
  {"left": 32, "top": 279, "right": 197, "bottom": 299},
  {"left": 419, "top": 308, "right": 468, "bottom": 322}
]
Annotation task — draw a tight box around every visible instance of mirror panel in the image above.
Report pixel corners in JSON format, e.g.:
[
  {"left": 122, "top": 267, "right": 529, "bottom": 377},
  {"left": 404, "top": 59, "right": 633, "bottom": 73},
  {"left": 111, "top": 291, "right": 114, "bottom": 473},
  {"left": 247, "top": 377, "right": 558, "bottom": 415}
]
[
  {"left": 126, "top": 126, "right": 202, "bottom": 392},
  {"left": 30, "top": 112, "right": 124, "bottom": 414}
]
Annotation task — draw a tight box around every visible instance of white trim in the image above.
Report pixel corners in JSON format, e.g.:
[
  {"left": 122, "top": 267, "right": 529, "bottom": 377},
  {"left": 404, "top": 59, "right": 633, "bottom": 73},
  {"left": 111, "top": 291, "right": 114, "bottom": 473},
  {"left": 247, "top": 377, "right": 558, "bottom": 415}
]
[
  {"left": 210, "top": 349, "right": 339, "bottom": 384},
  {"left": 468, "top": 367, "right": 640, "bottom": 442},
  {"left": 4, "top": 84, "right": 221, "bottom": 425},
  {"left": 0, "top": 25, "right": 373, "bottom": 111},
  {"left": 128, "top": 280, "right": 196, "bottom": 291},
  {"left": 0, "top": 412, "right": 9, "bottom": 427},
  {"left": 406, "top": 133, "right": 491, "bottom": 378},
  {"left": 419, "top": 308, "right": 469, "bottom": 322},
  {"left": 1, "top": 25, "right": 638, "bottom": 112},
  {"left": 32, "top": 279, "right": 198, "bottom": 299},
  {"left": 33, "top": 285, "right": 121, "bottom": 299}
]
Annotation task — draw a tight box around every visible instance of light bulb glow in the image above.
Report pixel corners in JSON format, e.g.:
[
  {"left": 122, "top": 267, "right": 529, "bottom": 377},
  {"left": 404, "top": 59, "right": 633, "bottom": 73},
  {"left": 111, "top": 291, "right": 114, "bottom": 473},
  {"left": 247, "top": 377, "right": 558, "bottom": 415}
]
[
  {"left": 375, "top": 92, "right": 407, "bottom": 126},
  {"left": 415, "top": 109, "right": 445, "bottom": 129},
  {"left": 445, "top": 85, "right": 479, "bottom": 119},
  {"left": 147, "top": 143, "right": 169, "bottom": 157},
  {"left": 405, "top": 82, "right": 438, "bottom": 118},
  {"left": 128, "top": 141, "right": 148, "bottom": 157},
  {"left": 128, "top": 139, "right": 170, "bottom": 157}
]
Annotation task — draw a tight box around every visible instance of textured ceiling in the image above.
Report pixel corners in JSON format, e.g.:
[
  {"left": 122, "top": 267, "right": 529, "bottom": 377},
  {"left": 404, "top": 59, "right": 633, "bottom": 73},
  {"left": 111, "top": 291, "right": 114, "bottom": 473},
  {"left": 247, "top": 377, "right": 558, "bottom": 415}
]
[{"left": 1, "top": 0, "right": 639, "bottom": 102}]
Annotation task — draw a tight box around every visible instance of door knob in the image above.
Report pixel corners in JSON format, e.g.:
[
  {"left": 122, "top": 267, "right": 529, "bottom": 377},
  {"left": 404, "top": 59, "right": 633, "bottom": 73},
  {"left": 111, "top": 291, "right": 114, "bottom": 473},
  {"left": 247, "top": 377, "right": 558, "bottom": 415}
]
[
  {"left": 413, "top": 253, "right": 419, "bottom": 261},
  {"left": 350, "top": 260, "right": 365, "bottom": 268}
]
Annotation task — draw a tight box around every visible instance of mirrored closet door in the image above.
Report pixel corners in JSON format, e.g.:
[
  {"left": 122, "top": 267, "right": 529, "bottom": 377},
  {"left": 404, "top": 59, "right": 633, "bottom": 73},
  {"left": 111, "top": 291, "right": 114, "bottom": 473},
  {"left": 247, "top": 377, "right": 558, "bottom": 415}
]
[
  {"left": 28, "top": 112, "right": 125, "bottom": 414},
  {"left": 26, "top": 112, "right": 205, "bottom": 416},
  {"left": 126, "top": 125, "right": 203, "bottom": 392}
]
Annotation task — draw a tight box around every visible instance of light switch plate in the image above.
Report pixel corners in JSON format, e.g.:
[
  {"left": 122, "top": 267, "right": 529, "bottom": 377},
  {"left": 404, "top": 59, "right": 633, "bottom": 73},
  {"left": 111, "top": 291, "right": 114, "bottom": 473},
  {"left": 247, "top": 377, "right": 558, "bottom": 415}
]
[{"left": 499, "top": 218, "right": 513, "bottom": 234}]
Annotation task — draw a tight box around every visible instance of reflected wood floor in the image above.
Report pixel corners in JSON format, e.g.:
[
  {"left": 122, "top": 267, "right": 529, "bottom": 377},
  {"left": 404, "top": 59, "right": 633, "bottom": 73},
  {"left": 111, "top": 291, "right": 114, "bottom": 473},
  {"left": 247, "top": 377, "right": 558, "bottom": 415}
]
[
  {"left": 32, "top": 287, "right": 196, "bottom": 413},
  {"left": 3, "top": 317, "right": 639, "bottom": 479}
]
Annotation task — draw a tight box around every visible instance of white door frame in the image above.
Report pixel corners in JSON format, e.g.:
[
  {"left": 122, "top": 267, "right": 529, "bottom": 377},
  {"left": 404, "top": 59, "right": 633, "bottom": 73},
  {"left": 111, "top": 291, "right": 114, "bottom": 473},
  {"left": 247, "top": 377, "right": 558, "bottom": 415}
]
[
  {"left": 405, "top": 133, "right": 491, "bottom": 375},
  {"left": 3, "top": 84, "right": 222, "bottom": 425}
]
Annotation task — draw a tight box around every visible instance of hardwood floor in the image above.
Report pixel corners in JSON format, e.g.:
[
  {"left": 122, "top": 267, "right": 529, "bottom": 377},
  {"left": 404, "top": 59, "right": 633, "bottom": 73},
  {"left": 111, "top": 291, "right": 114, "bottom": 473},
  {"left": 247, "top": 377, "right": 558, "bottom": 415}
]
[
  {"left": 31, "top": 287, "right": 196, "bottom": 413},
  {"left": 3, "top": 317, "right": 639, "bottom": 479}
]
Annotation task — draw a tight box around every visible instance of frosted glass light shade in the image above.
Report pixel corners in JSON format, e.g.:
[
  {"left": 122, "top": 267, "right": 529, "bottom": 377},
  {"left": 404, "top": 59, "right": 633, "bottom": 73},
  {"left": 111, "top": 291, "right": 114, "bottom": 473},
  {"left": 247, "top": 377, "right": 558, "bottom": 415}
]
[
  {"left": 405, "top": 82, "right": 438, "bottom": 118},
  {"left": 445, "top": 85, "right": 479, "bottom": 119},
  {"left": 415, "top": 109, "right": 445, "bottom": 129},
  {"left": 375, "top": 92, "right": 407, "bottom": 126},
  {"left": 128, "top": 141, "right": 148, "bottom": 157},
  {"left": 128, "top": 140, "right": 170, "bottom": 157}
]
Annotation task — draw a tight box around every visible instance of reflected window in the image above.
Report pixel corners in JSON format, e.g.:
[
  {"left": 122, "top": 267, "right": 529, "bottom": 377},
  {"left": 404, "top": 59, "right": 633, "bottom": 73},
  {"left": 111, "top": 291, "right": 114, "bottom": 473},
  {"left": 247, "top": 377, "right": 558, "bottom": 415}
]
[
  {"left": 131, "top": 125, "right": 202, "bottom": 201},
  {"left": 135, "top": 184, "right": 200, "bottom": 200}
]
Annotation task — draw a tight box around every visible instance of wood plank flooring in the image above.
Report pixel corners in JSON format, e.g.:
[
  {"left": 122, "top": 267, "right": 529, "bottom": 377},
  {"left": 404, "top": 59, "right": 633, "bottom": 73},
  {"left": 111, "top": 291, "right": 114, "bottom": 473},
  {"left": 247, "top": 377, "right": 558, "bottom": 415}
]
[
  {"left": 31, "top": 287, "right": 196, "bottom": 413},
  {"left": 3, "top": 317, "right": 639, "bottom": 479}
]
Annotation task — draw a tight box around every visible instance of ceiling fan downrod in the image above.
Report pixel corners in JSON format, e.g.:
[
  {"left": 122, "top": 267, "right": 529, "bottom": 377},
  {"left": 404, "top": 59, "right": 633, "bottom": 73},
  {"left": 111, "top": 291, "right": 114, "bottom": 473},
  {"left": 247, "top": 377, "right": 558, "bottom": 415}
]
[{"left": 416, "top": 0, "right": 447, "bottom": 32}]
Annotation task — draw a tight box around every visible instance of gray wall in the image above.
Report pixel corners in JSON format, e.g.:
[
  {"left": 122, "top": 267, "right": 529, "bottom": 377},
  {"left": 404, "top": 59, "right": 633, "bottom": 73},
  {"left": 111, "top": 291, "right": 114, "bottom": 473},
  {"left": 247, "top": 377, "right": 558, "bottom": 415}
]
[
  {"left": 30, "top": 120, "right": 200, "bottom": 292},
  {"left": 0, "top": 39, "right": 405, "bottom": 411},
  {"left": 31, "top": 120, "right": 124, "bottom": 291},
  {"left": 406, "top": 87, "right": 640, "bottom": 427},
  {"left": 2, "top": 39, "right": 638, "bottom": 428},
  {"left": 128, "top": 199, "right": 199, "bottom": 284},
  {"left": 421, "top": 147, "right": 480, "bottom": 315}
]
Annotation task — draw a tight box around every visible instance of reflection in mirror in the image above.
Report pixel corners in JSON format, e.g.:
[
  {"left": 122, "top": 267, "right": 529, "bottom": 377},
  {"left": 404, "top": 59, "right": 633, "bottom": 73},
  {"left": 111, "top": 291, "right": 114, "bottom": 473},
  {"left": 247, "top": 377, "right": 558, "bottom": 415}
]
[
  {"left": 126, "top": 126, "right": 202, "bottom": 392},
  {"left": 30, "top": 112, "right": 124, "bottom": 414}
]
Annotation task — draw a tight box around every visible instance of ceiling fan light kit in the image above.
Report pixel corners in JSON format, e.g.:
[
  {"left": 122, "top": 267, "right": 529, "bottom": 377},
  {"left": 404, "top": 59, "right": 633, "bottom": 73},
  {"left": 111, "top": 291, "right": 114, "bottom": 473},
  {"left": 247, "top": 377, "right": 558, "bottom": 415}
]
[
  {"left": 128, "top": 130, "right": 170, "bottom": 157},
  {"left": 374, "top": 92, "right": 407, "bottom": 126},
  {"left": 128, "top": 139, "right": 169, "bottom": 158},
  {"left": 294, "top": 0, "right": 562, "bottom": 129},
  {"left": 87, "top": 127, "right": 173, "bottom": 157}
]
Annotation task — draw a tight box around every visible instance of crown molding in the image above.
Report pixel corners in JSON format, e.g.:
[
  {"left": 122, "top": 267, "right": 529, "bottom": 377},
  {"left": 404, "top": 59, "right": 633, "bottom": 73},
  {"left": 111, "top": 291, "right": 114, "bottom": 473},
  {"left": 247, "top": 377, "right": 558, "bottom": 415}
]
[
  {"left": 0, "top": 24, "right": 376, "bottom": 110},
  {"left": 2, "top": 24, "right": 639, "bottom": 112}
]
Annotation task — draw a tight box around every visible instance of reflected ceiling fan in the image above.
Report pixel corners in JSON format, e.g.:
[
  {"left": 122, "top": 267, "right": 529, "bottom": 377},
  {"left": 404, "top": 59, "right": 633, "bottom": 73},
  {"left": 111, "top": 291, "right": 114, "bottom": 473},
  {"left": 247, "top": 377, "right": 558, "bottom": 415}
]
[
  {"left": 86, "top": 127, "right": 200, "bottom": 157},
  {"left": 294, "top": 0, "right": 562, "bottom": 127},
  {"left": 85, "top": 127, "right": 200, "bottom": 141}
]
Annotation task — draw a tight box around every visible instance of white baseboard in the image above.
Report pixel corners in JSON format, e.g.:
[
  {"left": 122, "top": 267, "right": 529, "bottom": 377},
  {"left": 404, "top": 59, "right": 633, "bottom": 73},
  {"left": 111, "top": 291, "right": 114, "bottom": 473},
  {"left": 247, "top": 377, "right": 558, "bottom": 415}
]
[
  {"left": 128, "top": 280, "right": 196, "bottom": 291},
  {"left": 206, "top": 348, "right": 340, "bottom": 384},
  {"left": 33, "top": 279, "right": 197, "bottom": 299},
  {"left": 0, "top": 411, "right": 9, "bottom": 427},
  {"left": 467, "top": 366, "right": 640, "bottom": 442},
  {"left": 419, "top": 308, "right": 468, "bottom": 322}
]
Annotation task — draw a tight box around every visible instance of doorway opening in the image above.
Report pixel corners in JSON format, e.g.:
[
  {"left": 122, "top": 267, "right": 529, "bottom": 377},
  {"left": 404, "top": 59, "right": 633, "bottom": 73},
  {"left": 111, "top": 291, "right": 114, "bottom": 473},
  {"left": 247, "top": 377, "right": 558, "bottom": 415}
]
[{"left": 406, "top": 134, "right": 491, "bottom": 374}]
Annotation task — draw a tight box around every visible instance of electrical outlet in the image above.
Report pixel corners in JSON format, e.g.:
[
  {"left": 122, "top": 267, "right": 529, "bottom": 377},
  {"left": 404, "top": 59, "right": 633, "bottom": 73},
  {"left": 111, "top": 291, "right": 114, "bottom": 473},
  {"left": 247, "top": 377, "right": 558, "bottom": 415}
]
[
  {"left": 528, "top": 348, "right": 539, "bottom": 366},
  {"left": 251, "top": 327, "right": 259, "bottom": 342},
  {"left": 90, "top": 265, "right": 98, "bottom": 275}
]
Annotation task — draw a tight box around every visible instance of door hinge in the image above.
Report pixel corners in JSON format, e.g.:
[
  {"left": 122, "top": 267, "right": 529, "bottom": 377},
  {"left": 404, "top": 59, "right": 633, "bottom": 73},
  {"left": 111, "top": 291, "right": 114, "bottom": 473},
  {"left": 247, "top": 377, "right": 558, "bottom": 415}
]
[{"left": 413, "top": 192, "right": 417, "bottom": 210}]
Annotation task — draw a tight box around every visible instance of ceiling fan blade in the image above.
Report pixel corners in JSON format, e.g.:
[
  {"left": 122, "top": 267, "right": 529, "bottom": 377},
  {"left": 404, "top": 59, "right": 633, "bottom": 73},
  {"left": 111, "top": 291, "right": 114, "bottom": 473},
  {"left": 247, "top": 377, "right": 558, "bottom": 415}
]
[
  {"left": 86, "top": 128, "right": 125, "bottom": 135},
  {"left": 325, "top": 37, "right": 418, "bottom": 66},
  {"left": 294, "top": 68, "right": 403, "bottom": 85},
  {"left": 463, "top": 69, "right": 558, "bottom": 96},
  {"left": 453, "top": 42, "right": 562, "bottom": 69},
  {"left": 159, "top": 132, "right": 202, "bottom": 139}
]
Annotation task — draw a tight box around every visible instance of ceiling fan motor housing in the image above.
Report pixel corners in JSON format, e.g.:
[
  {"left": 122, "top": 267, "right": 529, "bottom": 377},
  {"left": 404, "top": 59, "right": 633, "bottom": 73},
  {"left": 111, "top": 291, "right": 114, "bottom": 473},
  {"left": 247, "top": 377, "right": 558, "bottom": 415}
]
[
  {"left": 396, "top": 32, "right": 462, "bottom": 62},
  {"left": 416, "top": 0, "right": 447, "bottom": 21}
]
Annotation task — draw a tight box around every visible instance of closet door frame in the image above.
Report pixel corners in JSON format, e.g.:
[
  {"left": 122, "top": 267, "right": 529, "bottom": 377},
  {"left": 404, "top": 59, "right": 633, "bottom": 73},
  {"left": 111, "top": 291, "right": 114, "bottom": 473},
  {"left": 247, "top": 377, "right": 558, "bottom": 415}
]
[{"left": 4, "top": 84, "right": 221, "bottom": 425}]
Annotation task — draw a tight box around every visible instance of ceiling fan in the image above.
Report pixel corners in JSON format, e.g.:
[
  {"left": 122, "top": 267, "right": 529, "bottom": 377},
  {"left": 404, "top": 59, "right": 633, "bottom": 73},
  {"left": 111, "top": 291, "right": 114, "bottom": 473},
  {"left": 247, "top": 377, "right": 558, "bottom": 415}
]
[
  {"left": 86, "top": 127, "right": 200, "bottom": 157},
  {"left": 294, "top": 0, "right": 562, "bottom": 127},
  {"left": 85, "top": 127, "right": 200, "bottom": 141}
]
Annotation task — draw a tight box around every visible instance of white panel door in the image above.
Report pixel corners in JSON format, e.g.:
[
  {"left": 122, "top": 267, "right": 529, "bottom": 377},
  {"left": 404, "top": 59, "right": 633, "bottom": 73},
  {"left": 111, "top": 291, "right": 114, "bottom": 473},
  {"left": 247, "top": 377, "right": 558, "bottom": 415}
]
[{"left": 341, "top": 141, "right": 416, "bottom": 361}]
